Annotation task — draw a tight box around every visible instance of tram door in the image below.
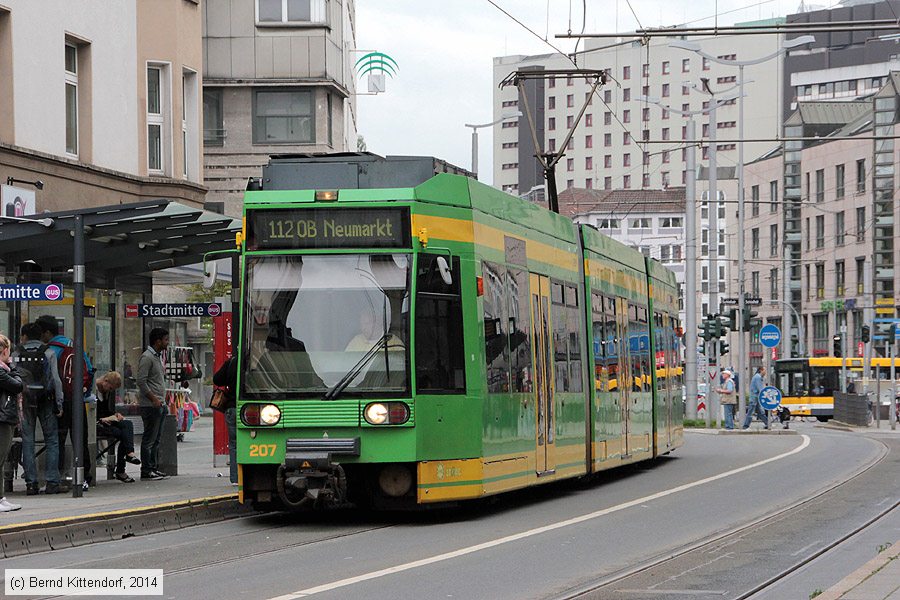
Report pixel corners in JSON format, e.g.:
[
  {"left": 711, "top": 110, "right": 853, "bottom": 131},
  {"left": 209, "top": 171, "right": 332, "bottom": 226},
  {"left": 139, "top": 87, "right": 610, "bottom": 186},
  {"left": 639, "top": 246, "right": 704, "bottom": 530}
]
[
  {"left": 617, "top": 298, "right": 632, "bottom": 458},
  {"left": 530, "top": 274, "right": 556, "bottom": 475}
]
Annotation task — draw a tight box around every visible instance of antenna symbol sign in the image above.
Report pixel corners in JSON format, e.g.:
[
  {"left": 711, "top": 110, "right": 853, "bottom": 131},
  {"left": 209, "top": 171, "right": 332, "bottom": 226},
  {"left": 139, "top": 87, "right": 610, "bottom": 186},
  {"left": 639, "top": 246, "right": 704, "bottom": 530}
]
[{"left": 355, "top": 51, "right": 398, "bottom": 94}]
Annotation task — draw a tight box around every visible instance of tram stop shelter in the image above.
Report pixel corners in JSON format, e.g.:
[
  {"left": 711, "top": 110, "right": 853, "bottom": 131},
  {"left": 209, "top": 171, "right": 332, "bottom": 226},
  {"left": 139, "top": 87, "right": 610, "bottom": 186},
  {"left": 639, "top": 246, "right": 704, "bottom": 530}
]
[{"left": 0, "top": 199, "right": 241, "bottom": 493}]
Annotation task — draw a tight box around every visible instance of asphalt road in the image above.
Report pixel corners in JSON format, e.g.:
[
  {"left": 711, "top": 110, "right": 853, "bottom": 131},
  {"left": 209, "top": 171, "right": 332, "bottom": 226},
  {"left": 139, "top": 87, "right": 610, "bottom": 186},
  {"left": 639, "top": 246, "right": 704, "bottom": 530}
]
[{"left": 2, "top": 424, "right": 892, "bottom": 600}]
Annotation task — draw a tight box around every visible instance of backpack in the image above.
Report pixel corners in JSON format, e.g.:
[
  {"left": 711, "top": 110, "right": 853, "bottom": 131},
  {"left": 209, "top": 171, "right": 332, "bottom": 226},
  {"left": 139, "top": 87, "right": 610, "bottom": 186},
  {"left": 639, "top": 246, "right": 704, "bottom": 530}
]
[
  {"left": 15, "top": 344, "right": 51, "bottom": 406},
  {"left": 48, "top": 340, "right": 94, "bottom": 400}
]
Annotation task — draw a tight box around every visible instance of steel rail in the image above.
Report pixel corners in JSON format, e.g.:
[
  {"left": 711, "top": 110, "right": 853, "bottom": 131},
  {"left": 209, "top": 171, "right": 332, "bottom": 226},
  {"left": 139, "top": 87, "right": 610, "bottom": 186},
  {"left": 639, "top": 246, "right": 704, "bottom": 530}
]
[{"left": 552, "top": 433, "right": 891, "bottom": 600}]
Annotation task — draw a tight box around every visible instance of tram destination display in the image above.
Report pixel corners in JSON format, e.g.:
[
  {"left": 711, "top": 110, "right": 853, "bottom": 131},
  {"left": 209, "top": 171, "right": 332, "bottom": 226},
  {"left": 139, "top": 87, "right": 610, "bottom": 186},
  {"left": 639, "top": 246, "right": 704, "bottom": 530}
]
[{"left": 248, "top": 208, "right": 410, "bottom": 250}]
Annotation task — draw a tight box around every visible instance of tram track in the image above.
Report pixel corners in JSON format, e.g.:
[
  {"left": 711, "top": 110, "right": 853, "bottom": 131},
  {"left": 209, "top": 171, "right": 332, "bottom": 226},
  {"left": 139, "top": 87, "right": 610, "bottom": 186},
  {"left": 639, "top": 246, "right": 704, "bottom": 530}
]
[{"left": 554, "top": 433, "right": 894, "bottom": 600}]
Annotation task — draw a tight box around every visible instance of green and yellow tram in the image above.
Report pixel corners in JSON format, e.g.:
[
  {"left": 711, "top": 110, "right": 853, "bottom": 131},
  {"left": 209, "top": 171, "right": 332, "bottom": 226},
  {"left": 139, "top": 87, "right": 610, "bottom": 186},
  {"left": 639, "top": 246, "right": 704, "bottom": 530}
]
[{"left": 235, "top": 155, "right": 683, "bottom": 510}]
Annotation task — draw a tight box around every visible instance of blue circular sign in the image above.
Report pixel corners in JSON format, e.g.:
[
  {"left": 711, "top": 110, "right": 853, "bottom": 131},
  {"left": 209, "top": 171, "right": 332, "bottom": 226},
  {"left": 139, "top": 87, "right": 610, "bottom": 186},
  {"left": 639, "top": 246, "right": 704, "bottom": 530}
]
[
  {"left": 759, "top": 323, "right": 782, "bottom": 348},
  {"left": 758, "top": 386, "right": 782, "bottom": 410}
]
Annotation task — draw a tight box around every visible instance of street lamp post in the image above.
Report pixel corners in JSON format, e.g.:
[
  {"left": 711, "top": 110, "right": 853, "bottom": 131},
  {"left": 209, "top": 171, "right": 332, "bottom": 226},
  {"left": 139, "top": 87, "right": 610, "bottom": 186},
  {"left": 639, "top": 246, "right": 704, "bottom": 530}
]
[
  {"left": 465, "top": 110, "right": 522, "bottom": 180},
  {"left": 768, "top": 298, "right": 806, "bottom": 356},
  {"left": 670, "top": 35, "right": 815, "bottom": 422},
  {"left": 640, "top": 93, "right": 738, "bottom": 423}
]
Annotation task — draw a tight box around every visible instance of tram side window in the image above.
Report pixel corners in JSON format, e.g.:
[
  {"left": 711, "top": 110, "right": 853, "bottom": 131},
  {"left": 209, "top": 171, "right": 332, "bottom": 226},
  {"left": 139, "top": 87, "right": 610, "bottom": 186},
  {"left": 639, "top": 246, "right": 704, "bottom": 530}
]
[
  {"left": 483, "top": 262, "right": 510, "bottom": 393},
  {"left": 415, "top": 255, "right": 466, "bottom": 393},
  {"left": 654, "top": 312, "right": 666, "bottom": 394},
  {"left": 591, "top": 293, "right": 605, "bottom": 391},
  {"left": 605, "top": 297, "right": 619, "bottom": 390},
  {"left": 507, "top": 267, "right": 533, "bottom": 393},
  {"left": 640, "top": 306, "right": 651, "bottom": 392},
  {"left": 551, "top": 281, "right": 570, "bottom": 391},
  {"left": 566, "top": 285, "right": 583, "bottom": 393},
  {"left": 628, "top": 303, "right": 645, "bottom": 392}
]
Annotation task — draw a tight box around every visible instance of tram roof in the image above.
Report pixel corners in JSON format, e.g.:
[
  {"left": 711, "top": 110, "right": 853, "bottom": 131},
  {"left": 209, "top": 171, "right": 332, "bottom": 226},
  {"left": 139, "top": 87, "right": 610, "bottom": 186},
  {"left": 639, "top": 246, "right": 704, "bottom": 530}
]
[{"left": 0, "top": 200, "right": 241, "bottom": 288}]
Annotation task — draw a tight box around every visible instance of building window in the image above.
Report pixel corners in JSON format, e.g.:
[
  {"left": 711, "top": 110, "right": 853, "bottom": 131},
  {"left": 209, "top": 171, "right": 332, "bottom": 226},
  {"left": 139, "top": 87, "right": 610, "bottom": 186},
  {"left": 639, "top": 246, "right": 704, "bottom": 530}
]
[
  {"left": 548, "top": 96, "right": 556, "bottom": 110},
  {"left": 567, "top": 94, "right": 574, "bottom": 107},
  {"left": 643, "top": 151, "right": 650, "bottom": 166},
  {"left": 257, "top": 0, "right": 327, "bottom": 25},
  {"left": 682, "top": 58, "right": 690, "bottom": 72},
  {"left": 642, "top": 63, "right": 649, "bottom": 77},
  {"left": 623, "top": 153, "right": 631, "bottom": 167},
  {"left": 751, "top": 228, "right": 759, "bottom": 258},
  {"left": 604, "top": 89, "right": 611, "bottom": 103},
  {"left": 182, "top": 69, "right": 199, "bottom": 179},
  {"left": 548, "top": 139, "right": 556, "bottom": 152},
  {"left": 642, "top": 173, "right": 650, "bottom": 188},
  {"left": 604, "top": 155, "right": 611, "bottom": 168},
  {"left": 604, "top": 176, "right": 611, "bottom": 189},
  {"left": 65, "top": 43, "right": 79, "bottom": 156},
  {"left": 751, "top": 185, "right": 759, "bottom": 217},
  {"left": 585, "top": 113, "right": 592, "bottom": 126},
  {"left": 856, "top": 258, "right": 865, "bottom": 295},
  {"left": 770, "top": 224, "right": 778, "bottom": 257},
  {"left": 836, "top": 164, "right": 845, "bottom": 198},
  {"left": 751, "top": 271, "right": 760, "bottom": 297},
  {"left": 566, "top": 115, "right": 574, "bottom": 128},
  {"left": 815, "top": 215, "right": 824, "bottom": 248},
  {"left": 585, "top": 178, "right": 593, "bottom": 189},
  {"left": 623, "top": 65, "right": 631, "bottom": 80},
  {"left": 597, "top": 218, "right": 619, "bottom": 229},
  {"left": 662, "top": 61, "right": 670, "bottom": 74},
  {"left": 660, "top": 217, "right": 682, "bottom": 228},
  {"left": 642, "top": 107, "right": 650, "bottom": 122},
  {"left": 548, "top": 76, "right": 556, "bottom": 88},
  {"left": 816, "top": 263, "right": 825, "bottom": 299},
  {"left": 623, "top": 174, "right": 631, "bottom": 188},
  {"left": 662, "top": 109, "right": 669, "bottom": 120},
  {"left": 662, "top": 83, "right": 670, "bottom": 97},
  {"left": 661, "top": 171, "right": 670, "bottom": 187},
  {"left": 856, "top": 158, "right": 866, "bottom": 192},
  {"left": 585, "top": 156, "right": 593, "bottom": 170},
  {"left": 604, "top": 111, "right": 611, "bottom": 125},
  {"left": 548, "top": 117, "right": 555, "bottom": 131},
  {"left": 770, "top": 268, "right": 778, "bottom": 300},
  {"left": 769, "top": 180, "right": 778, "bottom": 213},
  {"left": 567, "top": 158, "right": 574, "bottom": 172},
  {"left": 661, "top": 150, "right": 670, "bottom": 163},
  {"left": 147, "top": 64, "right": 169, "bottom": 172},
  {"left": 623, "top": 88, "right": 631, "bottom": 102},
  {"left": 604, "top": 133, "right": 611, "bottom": 147},
  {"left": 585, "top": 135, "right": 593, "bottom": 149},
  {"left": 836, "top": 211, "right": 845, "bottom": 246},
  {"left": 702, "top": 57, "right": 710, "bottom": 70},
  {"left": 203, "top": 88, "right": 225, "bottom": 147},
  {"left": 662, "top": 127, "right": 670, "bottom": 141},
  {"left": 623, "top": 132, "right": 630, "bottom": 145},
  {"left": 806, "top": 217, "right": 811, "bottom": 250},
  {"left": 856, "top": 207, "right": 865, "bottom": 241},
  {"left": 835, "top": 261, "right": 845, "bottom": 297},
  {"left": 623, "top": 110, "right": 630, "bottom": 123},
  {"left": 815, "top": 169, "right": 825, "bottom": 202},
  {"left": 252, "top": 89, "right": 314, "bottom": 145},
  {"left": 701, "top": 228, "right": 708, "bottom": 257}
]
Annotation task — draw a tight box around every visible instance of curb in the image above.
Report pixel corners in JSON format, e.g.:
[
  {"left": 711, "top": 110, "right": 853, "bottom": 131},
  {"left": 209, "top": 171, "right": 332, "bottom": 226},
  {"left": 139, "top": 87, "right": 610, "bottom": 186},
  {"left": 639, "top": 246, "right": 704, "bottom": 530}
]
[
  {"left": 0, "top": 494, "right": 259, "bottom": 558},
  {"left": 816, "top": 539, "right": 900, "bottom": 600}
]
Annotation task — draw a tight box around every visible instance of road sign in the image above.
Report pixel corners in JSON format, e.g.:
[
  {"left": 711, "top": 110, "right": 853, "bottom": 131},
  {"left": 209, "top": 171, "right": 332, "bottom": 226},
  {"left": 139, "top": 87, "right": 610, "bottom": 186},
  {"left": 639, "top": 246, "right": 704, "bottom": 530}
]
[
  {"left": 722, "top": 298, "right": 739, "bottom": 306},
  {"left": 758, "top": 386, "right": 782, "bottom": 410},
  {"left": 759, "top": 324, "right": 781, "bottom": 348},
  {"left": 744, "top": 297, "right": 763, "bottom": 306},
  {"left": 125, "top": 303, "right": 224, "bottom": 318},
  {"left": 858, "top": 342, "right": 864, "bottom": 357}
]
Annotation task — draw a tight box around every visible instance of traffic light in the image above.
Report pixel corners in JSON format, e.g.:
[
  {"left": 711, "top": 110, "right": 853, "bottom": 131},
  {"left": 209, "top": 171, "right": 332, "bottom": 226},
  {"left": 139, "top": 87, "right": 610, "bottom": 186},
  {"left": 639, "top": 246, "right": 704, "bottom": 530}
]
[
  {"left": 742, "top": 308, "right": 760, "bottom": 332},
  {"left": 861, "top": 325, "right": 871, "bottom": 344},
  {"left": 719, "top": 340, "right": 730, "bottom": 356},
  {"left": 700, "top": 315, "right": 715, "bottom": 341},
  {"left": 833, "top": 334, "right": 842, "bottom": 357},
  {"left": 723, "top": 309, "right": 738, "bottom": 331},
  {"left": 698, "top": 341, "right": 706, "bottom": 355}
]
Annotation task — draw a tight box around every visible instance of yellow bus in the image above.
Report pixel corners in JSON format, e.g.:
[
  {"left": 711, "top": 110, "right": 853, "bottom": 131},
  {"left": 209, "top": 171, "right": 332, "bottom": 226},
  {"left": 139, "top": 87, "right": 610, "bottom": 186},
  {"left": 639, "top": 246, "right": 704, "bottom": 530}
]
[{"left": 775, "top": 357, "right": 900, "bottom": 420}]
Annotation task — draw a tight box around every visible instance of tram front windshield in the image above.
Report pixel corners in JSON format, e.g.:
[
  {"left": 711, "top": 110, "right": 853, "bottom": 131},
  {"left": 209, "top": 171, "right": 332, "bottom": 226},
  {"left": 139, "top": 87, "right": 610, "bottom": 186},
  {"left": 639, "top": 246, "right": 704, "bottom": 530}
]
[{"left": 243, "top": 254, "right": 410, "bottom": 398}]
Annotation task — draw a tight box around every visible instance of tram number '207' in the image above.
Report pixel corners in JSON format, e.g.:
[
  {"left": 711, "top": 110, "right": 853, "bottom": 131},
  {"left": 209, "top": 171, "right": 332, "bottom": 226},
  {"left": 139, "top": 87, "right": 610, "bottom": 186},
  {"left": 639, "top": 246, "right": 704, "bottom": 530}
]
[
  {"left": 249, "top": 444, "right": 277, "bottom": 457},
  {"left": 268, "top": 219, "right": 316, "bottom": 239}
]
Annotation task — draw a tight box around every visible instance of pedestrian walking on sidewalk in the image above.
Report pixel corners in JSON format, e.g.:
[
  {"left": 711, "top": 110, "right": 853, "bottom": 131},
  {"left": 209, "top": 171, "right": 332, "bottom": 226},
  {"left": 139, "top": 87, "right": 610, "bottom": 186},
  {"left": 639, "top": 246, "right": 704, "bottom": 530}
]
[
  {"left": 0, "top": 333, "right": 24, "bottom": 512},
  {"left": 742, "top": 366, "right": 770, "bottom": 430},
  {"left": 717, "top": 370, "right": 737, "bottom": 430},
  {"left": 137, "top": 329, "right": 169, "bottom": 481},
  {"left": 95, "top": 371, "right": 140, "bottom": 483},
  {"left": 12, "top": 322, "right": 63, "bottom": 495},
  {"left": 212, "top": 356, "right": 238, "bottom": 485}
]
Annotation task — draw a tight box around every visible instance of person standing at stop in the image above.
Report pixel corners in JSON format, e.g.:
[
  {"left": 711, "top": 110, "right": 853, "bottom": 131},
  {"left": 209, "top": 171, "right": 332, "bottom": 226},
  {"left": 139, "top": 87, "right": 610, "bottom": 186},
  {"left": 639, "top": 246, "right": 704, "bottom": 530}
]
[{"left": 742, "top": 366, "right": 770, "bottom": 430}]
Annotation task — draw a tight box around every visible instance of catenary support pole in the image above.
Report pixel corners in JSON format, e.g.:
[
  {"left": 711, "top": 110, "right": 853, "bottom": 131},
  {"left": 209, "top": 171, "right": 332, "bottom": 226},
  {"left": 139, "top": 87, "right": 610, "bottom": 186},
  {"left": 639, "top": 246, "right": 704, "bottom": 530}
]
[
  {"left": 684, "top": 120, "right": 698, "bottom": 420},
  {"left": 708, "top": 101, "right": 720, "bottom": 430},
  {"left": 737, "top": 63, "right": 747, "bottom": 423},
  {"left": 72, "top": 214, "right": 85, "bottom": 498}
]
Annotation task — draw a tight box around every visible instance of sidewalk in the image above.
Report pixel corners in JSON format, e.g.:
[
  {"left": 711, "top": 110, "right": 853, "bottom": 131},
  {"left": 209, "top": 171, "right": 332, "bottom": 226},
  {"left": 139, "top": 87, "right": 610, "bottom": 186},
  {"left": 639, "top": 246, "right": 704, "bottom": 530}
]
[
  {"left": 0, "top": 414, "right": 249, "bottom": 554},
  {"left": 817, "top": 540, "right": 900, "bottom": 600}
]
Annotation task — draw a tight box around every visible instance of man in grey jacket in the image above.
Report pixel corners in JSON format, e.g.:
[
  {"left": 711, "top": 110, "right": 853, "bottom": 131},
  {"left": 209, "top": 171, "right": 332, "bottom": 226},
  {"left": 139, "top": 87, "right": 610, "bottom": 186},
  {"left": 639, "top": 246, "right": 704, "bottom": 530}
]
[{"left": 137, "top": 328, "right": 169, "bottom": 480}]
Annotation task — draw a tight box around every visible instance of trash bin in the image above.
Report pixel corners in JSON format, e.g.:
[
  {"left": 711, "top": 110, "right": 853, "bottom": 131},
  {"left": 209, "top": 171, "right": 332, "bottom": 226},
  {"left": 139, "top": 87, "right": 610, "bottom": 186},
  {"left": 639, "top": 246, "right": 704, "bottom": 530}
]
[{"left": 157, "top": 413, "right": 179, "bottom": 476}]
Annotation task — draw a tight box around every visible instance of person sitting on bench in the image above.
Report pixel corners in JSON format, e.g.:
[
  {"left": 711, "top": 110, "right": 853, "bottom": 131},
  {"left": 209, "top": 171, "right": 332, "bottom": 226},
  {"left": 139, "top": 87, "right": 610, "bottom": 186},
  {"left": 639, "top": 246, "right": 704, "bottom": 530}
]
[{"left": 95, "top": 371, "right": 140, "bottom": 482}]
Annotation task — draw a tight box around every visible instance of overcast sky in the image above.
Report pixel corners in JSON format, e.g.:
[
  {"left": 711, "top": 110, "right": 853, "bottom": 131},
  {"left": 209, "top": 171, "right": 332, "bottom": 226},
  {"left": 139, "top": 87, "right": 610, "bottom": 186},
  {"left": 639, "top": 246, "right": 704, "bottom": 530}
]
[{"left": 355, "top": 0, "right": 822, "bottom": 183}]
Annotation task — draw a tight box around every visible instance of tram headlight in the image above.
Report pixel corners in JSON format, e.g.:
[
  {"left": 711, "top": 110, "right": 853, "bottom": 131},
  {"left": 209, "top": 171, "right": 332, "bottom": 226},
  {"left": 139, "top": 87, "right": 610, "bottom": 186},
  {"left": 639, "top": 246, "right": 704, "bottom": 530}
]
[
  {"left": 259, "top": 404, "right": 281, "bottom": 426},
  {"left": 364, "top": 403, "right": 389, "bottom": 425}
]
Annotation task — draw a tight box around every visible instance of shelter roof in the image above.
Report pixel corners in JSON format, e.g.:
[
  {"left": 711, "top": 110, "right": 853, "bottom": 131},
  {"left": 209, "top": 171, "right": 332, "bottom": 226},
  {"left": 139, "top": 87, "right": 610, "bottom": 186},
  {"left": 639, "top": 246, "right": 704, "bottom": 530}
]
[{"left": 0, "top": 200, "right": 241, "bottom": 288}]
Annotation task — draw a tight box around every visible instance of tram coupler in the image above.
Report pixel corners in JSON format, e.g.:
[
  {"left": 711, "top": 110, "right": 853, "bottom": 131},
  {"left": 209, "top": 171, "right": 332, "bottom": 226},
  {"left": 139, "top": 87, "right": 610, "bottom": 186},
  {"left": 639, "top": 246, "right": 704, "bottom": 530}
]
[{"left": 277, "top": 455, "right": 348, "bottom": 510}]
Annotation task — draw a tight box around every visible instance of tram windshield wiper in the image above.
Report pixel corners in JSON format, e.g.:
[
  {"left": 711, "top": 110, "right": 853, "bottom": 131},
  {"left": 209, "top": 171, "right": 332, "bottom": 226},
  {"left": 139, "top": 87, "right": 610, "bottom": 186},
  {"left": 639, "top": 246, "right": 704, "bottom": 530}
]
[{"left": 324, "top": 334, "right": 390, "bottom": 401}]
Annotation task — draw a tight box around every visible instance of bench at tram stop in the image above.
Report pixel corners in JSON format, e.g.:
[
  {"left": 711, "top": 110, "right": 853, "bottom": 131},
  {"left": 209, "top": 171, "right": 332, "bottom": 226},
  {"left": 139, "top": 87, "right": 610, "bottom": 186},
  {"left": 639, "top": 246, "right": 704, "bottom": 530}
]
[{"left": 833, "top": 391, "right": 870, "bottom": 426}]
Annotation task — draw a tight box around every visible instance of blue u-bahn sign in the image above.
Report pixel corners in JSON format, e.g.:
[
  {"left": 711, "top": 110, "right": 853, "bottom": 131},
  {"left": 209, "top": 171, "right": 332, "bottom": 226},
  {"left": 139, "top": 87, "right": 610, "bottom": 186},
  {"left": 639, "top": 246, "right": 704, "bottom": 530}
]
[{"left": 0, "top": 284, "right": 63, "bottom": 302}]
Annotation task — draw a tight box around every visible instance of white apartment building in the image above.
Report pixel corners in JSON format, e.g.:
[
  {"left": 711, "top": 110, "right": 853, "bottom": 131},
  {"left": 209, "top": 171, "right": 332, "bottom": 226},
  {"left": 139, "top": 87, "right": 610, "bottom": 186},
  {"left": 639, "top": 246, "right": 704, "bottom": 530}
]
[
  {"left": 492, "top": 30, "right": 784, "bottom": 198},
  {"left": 563, "top": 187, "right": 687, "bottom": 324},
  {"left": 202, "top": 0, "right": 357, "bottom": 215}
]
